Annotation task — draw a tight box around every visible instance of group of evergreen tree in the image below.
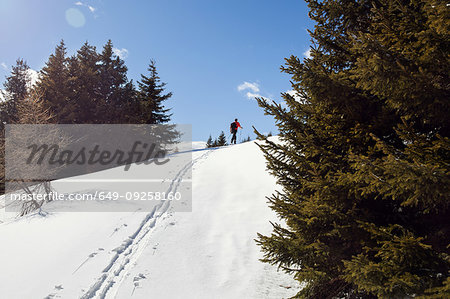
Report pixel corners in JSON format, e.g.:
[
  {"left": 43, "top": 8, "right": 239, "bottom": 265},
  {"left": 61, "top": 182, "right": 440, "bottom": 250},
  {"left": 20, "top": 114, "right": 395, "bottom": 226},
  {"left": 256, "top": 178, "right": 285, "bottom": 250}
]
[
  {"left": 206, "top": 132, "right": 252, "bottom": 148},
  {"left": 0, "top": 40, "right": 174, "bottom": 194},
  {"left": 206, "top": 131, "right": 228, "bottom": 147},
  {"left": 0, "top": 40, "right": 172, "bottom": 126},
  {"left": 256, "top": 0, "right": 449, "bottom": 298}
]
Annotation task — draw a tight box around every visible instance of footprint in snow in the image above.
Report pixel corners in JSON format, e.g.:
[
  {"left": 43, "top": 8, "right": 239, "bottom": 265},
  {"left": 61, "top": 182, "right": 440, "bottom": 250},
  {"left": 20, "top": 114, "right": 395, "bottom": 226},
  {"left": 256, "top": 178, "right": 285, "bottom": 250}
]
[
  {"left": 164, "top": 221, "right": 176, "bottom": 230},
  {"left": 131, "top": 273, "right": 148, "bottom": 295},
  {"left": 134, "top": 273, "right": 147, "bottom": 283},
  {"left": 110, "top": 223, "right": 128, "bottom": 237},
  {"left": 72, "top": 249, "right": 103, "bottom": 274},
  {"left": 152, "top": 243, "right": 159, "bottom": 255},
  {"left": 44, "top": 285, "right": 63, "bottom": 299}
]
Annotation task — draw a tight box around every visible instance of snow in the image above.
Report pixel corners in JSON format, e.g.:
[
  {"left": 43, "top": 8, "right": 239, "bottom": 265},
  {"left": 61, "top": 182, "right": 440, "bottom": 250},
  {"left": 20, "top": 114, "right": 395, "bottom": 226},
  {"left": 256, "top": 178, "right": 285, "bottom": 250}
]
[
  {"left": 0, "top": 139, "right": 300, "bottom": 298},
  {"left": 0, "top": 69, "right": 39, "bottom": 102}
]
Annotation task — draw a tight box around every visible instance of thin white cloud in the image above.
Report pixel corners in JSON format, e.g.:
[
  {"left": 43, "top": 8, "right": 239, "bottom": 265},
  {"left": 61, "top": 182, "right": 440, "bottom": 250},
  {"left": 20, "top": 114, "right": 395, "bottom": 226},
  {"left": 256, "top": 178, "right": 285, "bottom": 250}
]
[
  {"left": 246, "top": 92, "right": 262, "bottom": 99},
  {"left": 237, "top": 81, "right": 259, "bottom": 93},
  {"left": 113, "top": 48, "right": 129, "bottom": 59},
  {"left": 237, "top": 81, "right": 273, "bottom": 100},
  {"left": 74, "top": 1, "right": 96, "bottom": 14},
  {"left": 304, "top": 48, "right": 312, "bottom": 59},
  {"left": 1, "top": 62, "right": 7, "bottom": 70}
]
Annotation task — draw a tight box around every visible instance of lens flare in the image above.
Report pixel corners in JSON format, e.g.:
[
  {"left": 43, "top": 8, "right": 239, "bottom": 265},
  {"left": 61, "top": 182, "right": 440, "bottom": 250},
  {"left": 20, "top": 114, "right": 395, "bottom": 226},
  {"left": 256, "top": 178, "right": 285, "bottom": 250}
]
[{"left": 65, "top": 8, "right": 85, "bottom": 28}]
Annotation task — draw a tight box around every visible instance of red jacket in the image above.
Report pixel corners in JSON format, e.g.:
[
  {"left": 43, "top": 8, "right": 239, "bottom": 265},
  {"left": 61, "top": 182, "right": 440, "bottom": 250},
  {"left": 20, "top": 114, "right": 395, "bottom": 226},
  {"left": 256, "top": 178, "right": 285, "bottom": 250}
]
[{"left": 231, "top": 121, "right": 242, "bottom": 132}]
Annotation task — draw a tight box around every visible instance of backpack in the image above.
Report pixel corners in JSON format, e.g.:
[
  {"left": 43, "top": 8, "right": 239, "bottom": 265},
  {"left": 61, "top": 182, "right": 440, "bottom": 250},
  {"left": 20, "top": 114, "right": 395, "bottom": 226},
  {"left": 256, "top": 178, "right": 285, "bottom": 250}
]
[{"left": 230, "top": 122, "right": 237, "bottom": 132}]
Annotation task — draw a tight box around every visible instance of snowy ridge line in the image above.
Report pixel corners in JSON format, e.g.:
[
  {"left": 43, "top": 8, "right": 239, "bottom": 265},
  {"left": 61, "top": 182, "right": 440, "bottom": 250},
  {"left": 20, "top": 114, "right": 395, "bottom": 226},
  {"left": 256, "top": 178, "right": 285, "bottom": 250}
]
[{"left": 80, "top": 150, "right": 213, "bottom": 299}]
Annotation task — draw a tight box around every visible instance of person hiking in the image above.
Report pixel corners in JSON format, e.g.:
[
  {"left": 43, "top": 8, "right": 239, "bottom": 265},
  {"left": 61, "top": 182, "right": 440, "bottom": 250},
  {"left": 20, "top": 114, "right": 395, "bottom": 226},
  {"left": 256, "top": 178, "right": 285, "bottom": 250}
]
[{"left": 230, "top": 118, "right": 243, "bottom": 144}]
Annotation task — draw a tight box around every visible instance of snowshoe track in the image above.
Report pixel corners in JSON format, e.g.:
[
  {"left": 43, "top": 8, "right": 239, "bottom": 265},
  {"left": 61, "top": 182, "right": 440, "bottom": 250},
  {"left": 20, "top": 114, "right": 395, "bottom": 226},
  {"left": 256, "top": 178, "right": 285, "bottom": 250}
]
[{"left": 81, "top": 150, "right": 212, "bottom": 299}]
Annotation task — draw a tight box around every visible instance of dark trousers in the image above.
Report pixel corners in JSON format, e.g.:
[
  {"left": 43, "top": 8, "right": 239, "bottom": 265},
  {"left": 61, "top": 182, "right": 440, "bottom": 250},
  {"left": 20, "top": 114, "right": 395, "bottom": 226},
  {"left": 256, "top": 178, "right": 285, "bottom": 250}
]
[{"left": 231, "top": 130, "right": 237, "bottom": 144}]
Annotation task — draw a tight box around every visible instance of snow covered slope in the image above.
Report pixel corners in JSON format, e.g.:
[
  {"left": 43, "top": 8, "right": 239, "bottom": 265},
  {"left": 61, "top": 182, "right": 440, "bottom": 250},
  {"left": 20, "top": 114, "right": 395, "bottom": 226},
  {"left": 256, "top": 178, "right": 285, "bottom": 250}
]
[{"left": 0, "top": 139, "right": 299, "bottom": 299}]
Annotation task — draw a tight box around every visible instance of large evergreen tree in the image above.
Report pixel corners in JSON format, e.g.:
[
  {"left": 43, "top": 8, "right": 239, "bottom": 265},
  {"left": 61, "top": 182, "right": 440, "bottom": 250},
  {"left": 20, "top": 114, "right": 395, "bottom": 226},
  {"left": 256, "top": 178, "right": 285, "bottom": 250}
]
[
  {"left": 1, "top": 59, "right": 32, "bottom": 124},
  {"left": 68, "top": 42, "right": 101, "bottom": 123},
  {"left": 137, "top": 60, "right": 172, "bottom": 124},
  {"left": 98, "top": 40, "right": 135, "bottom": 123},
  {"left": 0, "top": 40, "right": 180, "bottom": 197},
  {"left": 8, "top": 42, "right": 174, "bottom": 125},
  {"left": 35, "top": 40, "right": 73, "bottom": 123},
  {"left": 256, "top": 0, "right": 449, "bottom": 298}
]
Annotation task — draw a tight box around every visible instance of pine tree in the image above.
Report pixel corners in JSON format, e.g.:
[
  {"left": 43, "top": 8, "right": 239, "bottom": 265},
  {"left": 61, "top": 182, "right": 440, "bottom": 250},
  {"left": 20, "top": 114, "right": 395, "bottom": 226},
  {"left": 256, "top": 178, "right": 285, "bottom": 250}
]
[
  {"left": 1, "top": 59, "right": 32, "bottom": 124},
  {"left": 67, "top": 42, "right": 101, "bottom": 123},
  {"left": 206, "top": 135, "right": 213, "bottom": 148},
  {"left": 216, "top": 131, "right": 227, "bottom": 146},
  {"left": 98, "top": 40, "right": 134, "bottom": 123},
  {"left": 137, "top": 60, "right": 172, "bottom": 124},
  {"left": 35, "top": 40, "right": 74, "bottom": 123},
  {"left": 256, "top": 0, "right": 449, "bottom": 298},
  {"left": 120, "top": 80, "right": 138, "bottom": 123}
]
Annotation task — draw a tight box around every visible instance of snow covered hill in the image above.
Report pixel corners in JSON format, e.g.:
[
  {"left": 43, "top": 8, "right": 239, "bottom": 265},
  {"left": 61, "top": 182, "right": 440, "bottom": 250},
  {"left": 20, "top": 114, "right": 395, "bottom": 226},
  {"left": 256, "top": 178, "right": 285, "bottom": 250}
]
[{"left": 0, "top": 139, "right": 300, "bottom": 299}]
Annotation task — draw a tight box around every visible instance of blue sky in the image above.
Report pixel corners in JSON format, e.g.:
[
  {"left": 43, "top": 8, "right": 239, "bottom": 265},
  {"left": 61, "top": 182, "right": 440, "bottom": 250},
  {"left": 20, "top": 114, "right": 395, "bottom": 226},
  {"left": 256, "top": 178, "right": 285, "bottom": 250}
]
[{"left": 0, "top": 0, "right": 313, "bottom": 141}]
